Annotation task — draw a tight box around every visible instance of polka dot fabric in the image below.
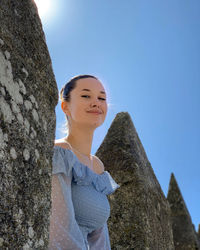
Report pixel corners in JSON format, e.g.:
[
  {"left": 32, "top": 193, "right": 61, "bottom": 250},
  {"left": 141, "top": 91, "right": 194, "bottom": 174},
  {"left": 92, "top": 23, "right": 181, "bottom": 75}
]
[{"left": 49, "top": 146, "right": 120, "bottom": 250}]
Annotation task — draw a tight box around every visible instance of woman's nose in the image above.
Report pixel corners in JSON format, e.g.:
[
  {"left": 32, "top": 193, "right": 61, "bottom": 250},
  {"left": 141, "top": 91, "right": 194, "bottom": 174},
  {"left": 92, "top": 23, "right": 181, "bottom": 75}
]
[
  {"left": 90, "top": 98, "right": 100, "bottom": 107},
  {"left": 90, "top": 102, "right": 99, "bottom": 108}
]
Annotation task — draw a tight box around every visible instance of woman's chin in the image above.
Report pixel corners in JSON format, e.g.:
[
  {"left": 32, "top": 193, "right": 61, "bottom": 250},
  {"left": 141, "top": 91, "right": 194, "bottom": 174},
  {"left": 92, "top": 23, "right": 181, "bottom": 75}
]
[{"left": 82, "top": 120, "right": 104, "bottom": 129}]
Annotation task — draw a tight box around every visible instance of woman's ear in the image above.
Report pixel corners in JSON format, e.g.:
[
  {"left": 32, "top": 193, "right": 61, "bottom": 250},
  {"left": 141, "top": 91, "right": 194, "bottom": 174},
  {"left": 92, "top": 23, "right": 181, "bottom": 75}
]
[{"left": 61, "top": 101, "right": 70, "bottom": 116}]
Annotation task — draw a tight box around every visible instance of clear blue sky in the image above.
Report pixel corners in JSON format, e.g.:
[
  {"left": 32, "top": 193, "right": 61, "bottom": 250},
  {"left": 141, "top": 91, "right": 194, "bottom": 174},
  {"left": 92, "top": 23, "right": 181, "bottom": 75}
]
[{"left": 37, "top": 0, "right": 200, "bottom": 230}]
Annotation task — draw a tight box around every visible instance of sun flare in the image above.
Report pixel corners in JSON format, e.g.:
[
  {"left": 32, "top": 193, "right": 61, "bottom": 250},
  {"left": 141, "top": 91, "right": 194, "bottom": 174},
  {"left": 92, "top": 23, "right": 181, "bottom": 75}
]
[{"left": 34, "top": 0, "right": 52, "bottom": 19}]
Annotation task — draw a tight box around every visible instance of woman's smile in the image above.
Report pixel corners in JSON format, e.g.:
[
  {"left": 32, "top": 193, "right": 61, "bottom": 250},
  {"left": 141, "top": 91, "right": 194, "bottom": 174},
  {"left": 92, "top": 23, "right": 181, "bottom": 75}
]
[
  {"left": 87, "top": 109, "right": 103, "bottom": 114},
  {"left": 88, "top": 112, "right": 102, "bottom": 115}
]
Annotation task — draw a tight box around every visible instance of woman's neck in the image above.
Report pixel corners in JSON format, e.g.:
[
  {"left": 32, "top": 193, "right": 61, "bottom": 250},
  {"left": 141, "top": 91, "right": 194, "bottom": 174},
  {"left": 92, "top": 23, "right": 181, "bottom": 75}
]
[{"left": 65, "top": 126, "right": 94, "bottom": 157}]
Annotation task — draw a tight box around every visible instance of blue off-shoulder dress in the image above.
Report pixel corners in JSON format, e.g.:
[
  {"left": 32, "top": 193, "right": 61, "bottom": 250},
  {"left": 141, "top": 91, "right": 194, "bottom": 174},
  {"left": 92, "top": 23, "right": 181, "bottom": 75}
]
[{"left": 49, "top": 146, "right": 120, "bottom": 250}]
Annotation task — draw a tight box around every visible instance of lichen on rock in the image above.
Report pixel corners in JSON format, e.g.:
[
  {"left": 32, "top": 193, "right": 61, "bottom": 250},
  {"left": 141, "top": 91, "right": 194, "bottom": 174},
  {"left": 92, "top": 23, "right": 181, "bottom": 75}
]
[{"left": 0, "top": 0, "right": 58, "bottom": 248}]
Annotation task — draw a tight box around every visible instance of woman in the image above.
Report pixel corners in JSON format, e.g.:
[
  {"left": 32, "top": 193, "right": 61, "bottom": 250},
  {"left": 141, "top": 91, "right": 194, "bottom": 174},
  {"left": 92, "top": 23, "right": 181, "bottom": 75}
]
[{"left": 49, "top": 75, "right": 120, "bottom": 249}]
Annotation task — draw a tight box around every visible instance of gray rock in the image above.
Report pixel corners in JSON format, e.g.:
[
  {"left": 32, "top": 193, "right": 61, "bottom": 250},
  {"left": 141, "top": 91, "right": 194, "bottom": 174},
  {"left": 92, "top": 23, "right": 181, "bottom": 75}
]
[
  {"left": 167, "top": 173, "right": 200, "bottom": 250},
  {"left": 1, "top": 1, "right": 198, "bottom": 249},
  {"left": 0, "top": 0, "right": 58, "bottom": 248},
  {"left": 96, "top": 112, "right": 174, "bottom": 250}
]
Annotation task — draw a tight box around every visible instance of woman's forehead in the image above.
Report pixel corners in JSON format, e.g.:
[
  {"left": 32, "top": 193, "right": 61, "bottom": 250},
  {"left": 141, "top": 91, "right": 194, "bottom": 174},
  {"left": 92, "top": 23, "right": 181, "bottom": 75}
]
[{"left": 75, "top": 78, "right": 106, "bottom": 93}]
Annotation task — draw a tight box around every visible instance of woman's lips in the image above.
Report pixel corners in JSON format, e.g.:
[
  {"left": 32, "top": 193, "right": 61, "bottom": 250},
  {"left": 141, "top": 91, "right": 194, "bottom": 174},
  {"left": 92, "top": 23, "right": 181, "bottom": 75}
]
[{"left": 87, "top": 110, "right": 102, "bottom": 114}]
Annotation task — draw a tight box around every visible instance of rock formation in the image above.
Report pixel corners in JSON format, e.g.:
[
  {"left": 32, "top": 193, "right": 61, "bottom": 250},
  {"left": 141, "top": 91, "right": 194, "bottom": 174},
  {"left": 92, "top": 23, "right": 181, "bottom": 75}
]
[
  {"left": 1, "top": 1, "right": 199, "bottom": 249},
  {"left": 198, "top": 225, "right": 200, "bottom": 244},
  {"left": 167, "top": 173, "right": 200, "bottom": 250},
  {"left": 0, "top": 0, "right": 58, "bottom": 248},
  {"left": 96, "top": 112, "right": 174, "bottom": 250}
]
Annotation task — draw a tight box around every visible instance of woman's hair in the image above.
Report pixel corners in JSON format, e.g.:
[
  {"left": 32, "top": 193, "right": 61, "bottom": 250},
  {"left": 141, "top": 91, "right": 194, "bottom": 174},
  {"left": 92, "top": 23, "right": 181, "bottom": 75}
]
[
  {"left": 59, "top": 74, "right": 98, "bottom": 134},
  {"left": 59, "top": 74, "right": 98, "bottom": 102}
]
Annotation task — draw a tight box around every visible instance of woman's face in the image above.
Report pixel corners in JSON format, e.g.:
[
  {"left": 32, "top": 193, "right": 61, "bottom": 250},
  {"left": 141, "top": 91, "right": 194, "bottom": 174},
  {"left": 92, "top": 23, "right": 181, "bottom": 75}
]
[{"left": 63, "top": 78, "right": 108, "bottom": 129}]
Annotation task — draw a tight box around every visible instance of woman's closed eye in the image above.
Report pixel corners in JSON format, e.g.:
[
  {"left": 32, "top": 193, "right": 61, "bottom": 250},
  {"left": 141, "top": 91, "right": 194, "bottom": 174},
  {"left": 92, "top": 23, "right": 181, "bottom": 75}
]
[
  {"left": 81, "top": 95, "right": 106, "bottom": 101},
  {"left": 81, "top": 95, "right": 90, "bottom": 98}
]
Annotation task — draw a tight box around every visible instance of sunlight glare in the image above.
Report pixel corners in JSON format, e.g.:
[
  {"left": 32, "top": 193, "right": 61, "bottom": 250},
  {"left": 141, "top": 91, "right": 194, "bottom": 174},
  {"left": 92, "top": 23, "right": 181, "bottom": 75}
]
[{"left": 34, "top": 0, "right": 53, "bottom": 20}]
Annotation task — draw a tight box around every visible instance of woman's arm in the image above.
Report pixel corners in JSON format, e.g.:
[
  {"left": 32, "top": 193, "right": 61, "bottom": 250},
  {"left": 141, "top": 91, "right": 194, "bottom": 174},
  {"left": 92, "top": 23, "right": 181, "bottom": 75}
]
[
  {"left": 49, "top": 174, "right": 86, "bottom": 250},
  {"left": 87, "top": 223, "right": 111, "bottom": 250},
  {"left": 49, "top": 145, "right": 87, "bottom": 250},
  {"left": 49, "top": 174, "right": 87, "bottom": 250}
]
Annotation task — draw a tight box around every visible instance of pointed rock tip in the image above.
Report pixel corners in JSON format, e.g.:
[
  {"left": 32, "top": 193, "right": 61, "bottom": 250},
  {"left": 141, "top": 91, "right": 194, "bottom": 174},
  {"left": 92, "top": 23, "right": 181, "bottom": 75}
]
[
  {"left": 115, "top": 111, "right": 131, "bottom": 120},
  {"left": 111, "top": 112, "right": 133, "bottom": 125},
  {"left": 110, "top": 111, "right": 134, "bottom": 129},
  {"left": 169, "top": 172, "right": 178, "bottom": 184},
  {"left": 170, "top": 172, "right": 176, "bottom": 182},
  {"left": 167, "top": 172, "right": 180, "bottom": 199},
  {"left": 102, "top": 111, "right": 138, "bottom": 144}
]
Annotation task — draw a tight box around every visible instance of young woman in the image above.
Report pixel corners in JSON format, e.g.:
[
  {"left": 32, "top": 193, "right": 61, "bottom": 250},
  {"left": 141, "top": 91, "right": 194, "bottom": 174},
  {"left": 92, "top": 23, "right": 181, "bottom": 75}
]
[{"left": 49, "top": 75, "right": 120, "bottom": 249}]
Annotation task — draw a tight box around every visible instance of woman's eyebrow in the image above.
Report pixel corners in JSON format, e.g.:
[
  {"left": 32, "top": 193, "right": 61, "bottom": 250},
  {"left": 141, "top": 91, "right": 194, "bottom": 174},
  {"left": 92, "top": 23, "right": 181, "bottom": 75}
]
[{"left": 81, "top": 89, "right": 106, "bottom": 94}]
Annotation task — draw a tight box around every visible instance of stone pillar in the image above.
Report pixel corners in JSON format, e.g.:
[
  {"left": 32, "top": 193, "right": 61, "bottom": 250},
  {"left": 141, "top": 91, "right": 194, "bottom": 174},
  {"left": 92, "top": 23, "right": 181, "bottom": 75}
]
[
  {"left": 96, "top": 112, "right": 174, "bottom": 250},
  {"left": 0, "top": 0, "right": 58, "bottom": 248},
  {"left": 167, "top": 173, "right": 200, "bottom": 250}
]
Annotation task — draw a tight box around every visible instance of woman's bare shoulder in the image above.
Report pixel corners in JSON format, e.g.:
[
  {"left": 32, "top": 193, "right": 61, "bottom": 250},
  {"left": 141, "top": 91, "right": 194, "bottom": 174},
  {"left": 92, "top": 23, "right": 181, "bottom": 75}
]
[
  {"left": 93, "top": 155, "right": 105, "bottom": 173},
  {"left": 54, "top": 138, "right": 71, "bottom": 150}
]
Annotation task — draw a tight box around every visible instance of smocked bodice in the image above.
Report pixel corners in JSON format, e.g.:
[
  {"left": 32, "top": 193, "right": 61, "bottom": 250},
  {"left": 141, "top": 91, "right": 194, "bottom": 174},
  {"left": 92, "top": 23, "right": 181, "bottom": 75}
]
[{"left": 49, "top": 146, "right": 120, "bottom": 249}]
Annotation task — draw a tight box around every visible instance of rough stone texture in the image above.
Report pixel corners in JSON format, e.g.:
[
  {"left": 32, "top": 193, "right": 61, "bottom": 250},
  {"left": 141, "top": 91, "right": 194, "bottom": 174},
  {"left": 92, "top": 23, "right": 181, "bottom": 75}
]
[
  {"left": 167, "top": 173, "right": 200, "bottom": 250},
  {"left": 198, "top": 225, "right": 200, "bottom": 244},
  {"left": 0, "top": 0, "right": 58, "bottom": 248},
  {"left": 96, "top": 112, "right": 174, "bottom": 250}
]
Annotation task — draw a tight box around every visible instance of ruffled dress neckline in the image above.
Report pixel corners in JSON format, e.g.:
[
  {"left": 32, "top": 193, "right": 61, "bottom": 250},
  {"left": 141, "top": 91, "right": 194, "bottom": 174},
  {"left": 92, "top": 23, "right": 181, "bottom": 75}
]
[
  {"left": 54, "top": 145, "right": 105, "bottom": 176},
  {"left": 53, "top": 146, "right": 120, "bottom": 195}
]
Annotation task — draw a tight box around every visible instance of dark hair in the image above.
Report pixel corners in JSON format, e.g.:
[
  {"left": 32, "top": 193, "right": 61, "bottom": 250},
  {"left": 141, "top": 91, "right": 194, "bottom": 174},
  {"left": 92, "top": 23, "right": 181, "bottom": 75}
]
[{"left": 60, "top": 74, "right": 98, "bottom": 102}]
